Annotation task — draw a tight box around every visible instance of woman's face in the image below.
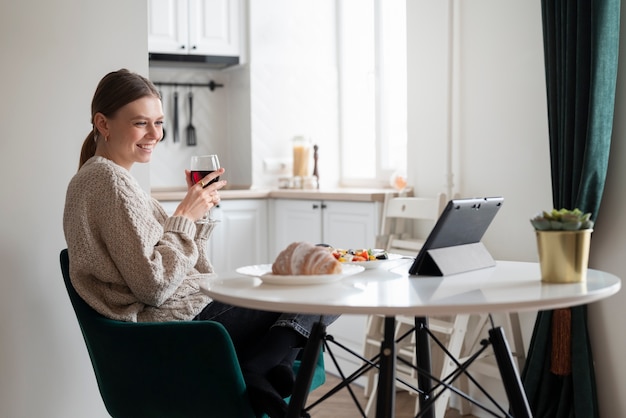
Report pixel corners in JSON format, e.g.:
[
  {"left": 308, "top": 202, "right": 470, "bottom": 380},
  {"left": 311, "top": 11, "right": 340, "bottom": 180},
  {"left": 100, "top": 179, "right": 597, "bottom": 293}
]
[{"left": 95, "top": 96, "right": 164, "bottom": 170}]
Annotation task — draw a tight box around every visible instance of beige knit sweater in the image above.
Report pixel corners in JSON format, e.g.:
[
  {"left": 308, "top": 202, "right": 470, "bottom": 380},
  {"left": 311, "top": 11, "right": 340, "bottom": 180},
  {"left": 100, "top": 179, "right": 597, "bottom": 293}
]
[{"left": 63, "top": 156, "right": 213, "bottom": 322}]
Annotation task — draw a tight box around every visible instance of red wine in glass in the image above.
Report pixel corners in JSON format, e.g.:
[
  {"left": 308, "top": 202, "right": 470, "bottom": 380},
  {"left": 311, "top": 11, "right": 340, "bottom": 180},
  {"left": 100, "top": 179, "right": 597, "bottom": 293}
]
[
  {"left": 191, "top": 170, "right": 220, "bottom": 187},
  {"left": 190, "top": 154, "right": 221, "bottom": 223}
]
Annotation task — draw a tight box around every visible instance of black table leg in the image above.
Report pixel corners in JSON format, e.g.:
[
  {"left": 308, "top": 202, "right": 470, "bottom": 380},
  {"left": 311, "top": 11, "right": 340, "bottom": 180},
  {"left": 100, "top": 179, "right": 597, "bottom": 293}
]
[
  {"left": 287, "top": 321, "right": 326, "bottom": 418},
  {"left": 489, "top": 326, "right": 533, "bottom": 418},
  {"left": 375, "top": 316, "right": 397, "bottom": 418},
  {"left": 415, "top": 316, "right": 436, "bottom": 418}
]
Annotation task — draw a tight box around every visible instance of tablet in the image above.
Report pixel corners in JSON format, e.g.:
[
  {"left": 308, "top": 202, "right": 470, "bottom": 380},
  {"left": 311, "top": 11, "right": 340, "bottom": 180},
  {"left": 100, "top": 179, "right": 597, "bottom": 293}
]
[{"left": 408, "top": 196, "right": 504, "bottom": 276}]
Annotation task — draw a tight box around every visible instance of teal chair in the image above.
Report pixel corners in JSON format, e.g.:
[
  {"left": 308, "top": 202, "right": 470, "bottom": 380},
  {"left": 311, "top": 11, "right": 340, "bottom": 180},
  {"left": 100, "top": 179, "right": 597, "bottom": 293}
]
[{"left": 60, "top": 249, "right": 325, "bottom": 418}]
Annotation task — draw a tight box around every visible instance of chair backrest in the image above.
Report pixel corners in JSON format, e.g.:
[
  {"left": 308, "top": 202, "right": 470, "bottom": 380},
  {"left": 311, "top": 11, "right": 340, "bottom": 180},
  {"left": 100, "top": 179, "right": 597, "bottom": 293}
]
[
  {"left": 60, "top": 249, "right": 256, "bottom": 418},
  {"left": 379, "top": 193, "right": 447, "bottom": 256}
]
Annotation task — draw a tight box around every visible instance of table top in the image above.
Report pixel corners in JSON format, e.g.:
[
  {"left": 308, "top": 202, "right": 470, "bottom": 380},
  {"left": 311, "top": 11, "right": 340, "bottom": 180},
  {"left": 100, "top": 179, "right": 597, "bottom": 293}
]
[{"left": 198, "top": 260, "right": 621, "bottom": 316}]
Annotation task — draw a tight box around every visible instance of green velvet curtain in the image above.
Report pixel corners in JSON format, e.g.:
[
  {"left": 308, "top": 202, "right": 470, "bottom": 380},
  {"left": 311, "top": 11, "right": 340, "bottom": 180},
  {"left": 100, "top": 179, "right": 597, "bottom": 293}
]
[{"left": 521, "top": 0, "right": 620, "bottom": 417}]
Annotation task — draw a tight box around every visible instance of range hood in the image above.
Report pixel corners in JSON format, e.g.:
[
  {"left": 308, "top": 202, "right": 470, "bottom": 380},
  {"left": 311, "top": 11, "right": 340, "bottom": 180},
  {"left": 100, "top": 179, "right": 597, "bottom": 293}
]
[{"left": 149, "top": 53, "right": 240, "bottom": 70}]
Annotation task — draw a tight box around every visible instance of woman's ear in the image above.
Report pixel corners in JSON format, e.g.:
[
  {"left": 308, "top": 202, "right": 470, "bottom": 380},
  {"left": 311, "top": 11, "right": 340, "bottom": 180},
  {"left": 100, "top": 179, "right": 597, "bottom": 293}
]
[{"left": 93, "top": 112, "right": 109, "bottom": 138}]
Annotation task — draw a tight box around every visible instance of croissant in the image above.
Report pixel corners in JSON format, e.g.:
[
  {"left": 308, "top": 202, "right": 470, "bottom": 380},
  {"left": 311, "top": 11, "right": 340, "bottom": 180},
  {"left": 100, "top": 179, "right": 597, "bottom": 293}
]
[{"left": 272, "top": 242, "right": 342, "bottom": 275}]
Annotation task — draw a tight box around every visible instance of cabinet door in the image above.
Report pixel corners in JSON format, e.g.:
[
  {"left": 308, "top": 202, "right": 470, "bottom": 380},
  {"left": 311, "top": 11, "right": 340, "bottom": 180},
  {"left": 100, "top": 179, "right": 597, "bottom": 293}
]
[
  {"left": 147, "top": 0, "right": 188, "bottom": 54},
  {"left": 157, "top": 200, "right": 267, "bottom": 273},
  {"left": 210, "top": 200, "right": 268, "bottom": 273},
  {"left": 322, "top": 201, "right": 380, "bottom": 249},
  {"left": 272, "top": 199, "right": 323, "bottom": 258},
  {"left": 189, "top": 0, "right": 240, "bottom": 56}
]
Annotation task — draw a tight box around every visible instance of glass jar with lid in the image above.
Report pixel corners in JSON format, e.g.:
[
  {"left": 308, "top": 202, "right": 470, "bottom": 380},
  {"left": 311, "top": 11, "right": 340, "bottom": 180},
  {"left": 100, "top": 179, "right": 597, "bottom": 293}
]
[{"left": 292, "top": 136, "right": 311, "bottom": 177}]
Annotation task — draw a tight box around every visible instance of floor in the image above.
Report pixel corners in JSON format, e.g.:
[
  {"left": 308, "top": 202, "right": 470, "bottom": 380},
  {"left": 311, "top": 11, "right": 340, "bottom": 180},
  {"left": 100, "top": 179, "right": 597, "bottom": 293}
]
[{"left": 304, "top": 373, "right": 477, "bottom": 418}]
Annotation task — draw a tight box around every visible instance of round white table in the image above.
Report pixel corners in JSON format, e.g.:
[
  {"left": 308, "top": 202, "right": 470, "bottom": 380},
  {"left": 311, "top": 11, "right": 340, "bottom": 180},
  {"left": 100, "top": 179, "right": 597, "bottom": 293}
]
[
  {"left": 199, "top": 260, "right": 620, "bottom": 315},
  {"left": 199, "top": 260, "right": 621, "bottom": 418}
]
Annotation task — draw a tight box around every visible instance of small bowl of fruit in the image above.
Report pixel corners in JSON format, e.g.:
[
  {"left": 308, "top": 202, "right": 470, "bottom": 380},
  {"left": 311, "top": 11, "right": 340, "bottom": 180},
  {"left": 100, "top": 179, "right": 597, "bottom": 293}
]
[{"left": 329, "top": 247, "right": 405, "bottom": 269}]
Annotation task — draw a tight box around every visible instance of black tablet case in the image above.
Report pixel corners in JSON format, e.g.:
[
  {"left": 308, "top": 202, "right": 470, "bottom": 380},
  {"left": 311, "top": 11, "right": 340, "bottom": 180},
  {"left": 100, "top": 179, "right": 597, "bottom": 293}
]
[{"left": 408, "top": 197, "right": 504, "bottom": 276}]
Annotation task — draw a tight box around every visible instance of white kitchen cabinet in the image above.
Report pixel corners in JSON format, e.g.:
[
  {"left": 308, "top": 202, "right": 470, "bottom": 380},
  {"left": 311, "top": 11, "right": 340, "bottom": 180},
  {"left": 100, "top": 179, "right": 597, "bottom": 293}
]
[
  {"left": 148, "top": 0, "right": 241, "bottom": 57},
  {"left": 209, "top": 199, "right": 269, "bottom": 273},
  {"left": 159, "top": 199, "right": 268, "bottom": 273},
  {"left": 270, "top": 198, "right": 381, "bottom": 258},
  {"left": 271, "top": 199, "right": 323, "bottom": 256},
  {"left": 270, "top": 198, "right": 381, "bottom": 381}
]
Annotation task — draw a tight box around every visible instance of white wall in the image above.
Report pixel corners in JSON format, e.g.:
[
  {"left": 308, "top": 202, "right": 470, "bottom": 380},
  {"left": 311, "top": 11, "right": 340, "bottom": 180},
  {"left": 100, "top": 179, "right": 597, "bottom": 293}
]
[
  {"left": 408, "top": 0, "right": 551, "bottom": 261},
  {"left": 408, "top": 1, "right": 626, "bottom": 417},
  {"left": 0, "top": 1, "right": 147, "bottom": 416}
]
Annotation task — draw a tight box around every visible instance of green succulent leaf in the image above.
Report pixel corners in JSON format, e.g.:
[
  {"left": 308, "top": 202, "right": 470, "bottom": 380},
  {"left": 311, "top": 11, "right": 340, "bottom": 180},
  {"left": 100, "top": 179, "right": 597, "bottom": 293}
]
[
  {"left": 530, "top": 218, "right": 551, "bottom": 230},
  {"left": 530, "top": 208, "right": 593, "bottom": 231},
  {"left": 561, "top": 221, "right": 582, "bottom": 231}
]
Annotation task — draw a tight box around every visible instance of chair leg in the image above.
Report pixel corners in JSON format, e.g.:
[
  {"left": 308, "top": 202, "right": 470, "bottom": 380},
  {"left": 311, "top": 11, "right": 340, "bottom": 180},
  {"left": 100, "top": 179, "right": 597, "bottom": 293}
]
[
  {"left": 507, "top": 312, "right": 526, "bottom": 371},
  {"left": 364, "top": 373, "right": 378, "bottom": 418},
  {"left": 431, "top": 314, "right": 470, "bottom": 418},
  {"left": 363, "top": 314, "right": 385, "bottom": 397}
]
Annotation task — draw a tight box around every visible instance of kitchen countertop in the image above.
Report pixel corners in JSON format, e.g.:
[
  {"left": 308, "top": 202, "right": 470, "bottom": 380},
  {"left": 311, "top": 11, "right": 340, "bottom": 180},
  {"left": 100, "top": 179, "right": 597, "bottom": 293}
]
[{"left": 151, "top": 186, "right": 399, "bottom": 203}]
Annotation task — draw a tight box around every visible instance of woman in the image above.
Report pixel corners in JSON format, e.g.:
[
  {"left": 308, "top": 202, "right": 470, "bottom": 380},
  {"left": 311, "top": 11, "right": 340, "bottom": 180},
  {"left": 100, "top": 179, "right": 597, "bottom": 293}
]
[{"left": 63, "top": 69, "right": 336, "bottom": 418}]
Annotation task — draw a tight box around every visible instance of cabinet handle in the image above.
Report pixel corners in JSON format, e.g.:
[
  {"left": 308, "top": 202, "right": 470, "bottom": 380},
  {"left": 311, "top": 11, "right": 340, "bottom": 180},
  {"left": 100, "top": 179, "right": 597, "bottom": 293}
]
[
  {"left": 180, "top": 45, "right": 186, "bottom": 50},
  {"left": 321, "top": 204, "right": 327, "bottom": 209},
  {"left": 191, "top": 45, "right": 197, "bottom": 50},
  {"left": 312, "top": 204, "right": 319, "bottom": 209}
]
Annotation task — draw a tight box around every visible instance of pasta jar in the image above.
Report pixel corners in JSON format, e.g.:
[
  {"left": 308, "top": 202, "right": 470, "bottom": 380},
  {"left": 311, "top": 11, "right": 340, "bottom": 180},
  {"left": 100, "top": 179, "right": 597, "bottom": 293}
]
[{"left": 292, "top": 136, "right": 311, "bottom": 177}]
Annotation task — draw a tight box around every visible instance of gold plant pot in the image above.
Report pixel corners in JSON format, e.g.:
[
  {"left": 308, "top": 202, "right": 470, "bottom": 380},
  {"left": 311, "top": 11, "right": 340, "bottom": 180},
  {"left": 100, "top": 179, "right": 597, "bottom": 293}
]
[{"left": 535, "top": 229, "right": 592, "bottom": 283}]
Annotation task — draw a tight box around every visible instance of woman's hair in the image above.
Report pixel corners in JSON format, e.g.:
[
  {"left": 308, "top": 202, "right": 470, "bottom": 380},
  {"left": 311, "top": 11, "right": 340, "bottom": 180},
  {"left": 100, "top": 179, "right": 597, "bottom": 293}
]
[{"left": 79, "top": 69, "right": 160, "bottom": 169}]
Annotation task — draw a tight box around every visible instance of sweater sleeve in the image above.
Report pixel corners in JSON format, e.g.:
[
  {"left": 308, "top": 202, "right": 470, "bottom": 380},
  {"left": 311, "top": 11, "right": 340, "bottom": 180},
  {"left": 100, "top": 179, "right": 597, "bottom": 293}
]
[
  {"left": 152, "top": 198, "right": 216, "bottom": 274},
  {"left": 194, "top": 221, "right": 217, "bottom": 273}
]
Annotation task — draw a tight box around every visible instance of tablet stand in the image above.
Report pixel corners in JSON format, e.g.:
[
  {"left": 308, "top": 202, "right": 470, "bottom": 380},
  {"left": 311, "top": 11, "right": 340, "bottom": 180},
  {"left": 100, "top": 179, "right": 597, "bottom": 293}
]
[{"left": 415, "top": 242, "right": 495, "bottom": 276}]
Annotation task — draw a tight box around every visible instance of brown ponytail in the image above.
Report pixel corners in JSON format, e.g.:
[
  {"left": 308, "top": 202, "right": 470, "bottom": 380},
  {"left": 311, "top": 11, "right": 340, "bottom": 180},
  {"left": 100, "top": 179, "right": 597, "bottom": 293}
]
[
  {"left": 77, "top": 68, "right": 160, "bottom": 170},
  {"left": 79, "top": 131, "right": 97, "bottom": 169}
]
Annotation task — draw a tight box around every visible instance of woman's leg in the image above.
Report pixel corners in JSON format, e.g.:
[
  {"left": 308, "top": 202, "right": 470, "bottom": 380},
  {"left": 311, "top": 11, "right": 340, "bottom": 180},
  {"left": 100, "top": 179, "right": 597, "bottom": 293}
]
[
  {"left": 273, "top": 313, "right": 340, "bottom": 339},
  {"left": 194, "top": 302, "right": 339, "bottom": 358},
  {"left": 194, "top": 302, "right": 305, "bottom": 417},
  {"left": 193, "top": 300, "right": 281, "bottom": 353},
  {"left": 241, "top": 313, "right": 341, "bottom": 402},
  {"left": 195, "top": 303, "right": 340, "bottom": 417}
]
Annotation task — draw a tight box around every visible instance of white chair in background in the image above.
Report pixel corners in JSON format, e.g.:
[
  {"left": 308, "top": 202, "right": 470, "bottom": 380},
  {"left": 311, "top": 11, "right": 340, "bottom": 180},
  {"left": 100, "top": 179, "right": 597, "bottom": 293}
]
[
  {"left": 376, "top": 193, "right": 448, "bottom": 256},
  {"left": 363, "top": 192, "right": 525, "bottom": 418},
  {"left": 364, "top": 192, "right": 458, "bottom": 417}
]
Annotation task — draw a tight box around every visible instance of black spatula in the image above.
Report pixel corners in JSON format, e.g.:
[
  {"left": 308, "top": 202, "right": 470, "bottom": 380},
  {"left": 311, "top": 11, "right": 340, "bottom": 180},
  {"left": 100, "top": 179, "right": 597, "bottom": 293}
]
[
  {"left": 186, "top": 91, "right": 197, "bottom": 146},
  {"left": 173, "top": 91, "right": 179, "bottom": 143}
]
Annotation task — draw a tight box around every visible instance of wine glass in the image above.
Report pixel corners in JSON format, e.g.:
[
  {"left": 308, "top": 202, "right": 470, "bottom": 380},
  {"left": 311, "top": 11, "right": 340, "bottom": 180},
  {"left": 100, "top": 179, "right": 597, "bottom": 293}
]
[{"left": 190, "top": 155, "right": 221, "bottom": 224}]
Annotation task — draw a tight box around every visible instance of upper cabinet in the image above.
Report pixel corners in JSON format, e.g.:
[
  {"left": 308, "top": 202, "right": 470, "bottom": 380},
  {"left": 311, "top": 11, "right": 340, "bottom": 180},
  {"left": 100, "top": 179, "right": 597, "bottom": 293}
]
[{"left": 148, "top": 0, "right": 242, "bottom": 67}]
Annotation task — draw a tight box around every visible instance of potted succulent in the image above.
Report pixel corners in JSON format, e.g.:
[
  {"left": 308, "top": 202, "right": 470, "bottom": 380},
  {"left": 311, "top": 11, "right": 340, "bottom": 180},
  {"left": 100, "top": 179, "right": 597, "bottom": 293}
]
[{"left": 530, "top": 208, "right": 594, "bottom": 283}]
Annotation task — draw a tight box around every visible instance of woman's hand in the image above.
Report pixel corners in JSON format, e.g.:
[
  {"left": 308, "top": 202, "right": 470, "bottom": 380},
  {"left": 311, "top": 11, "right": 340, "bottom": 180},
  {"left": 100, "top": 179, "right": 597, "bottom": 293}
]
[{"left": 174, "top": 167, "right": 227, "bottom": 221}]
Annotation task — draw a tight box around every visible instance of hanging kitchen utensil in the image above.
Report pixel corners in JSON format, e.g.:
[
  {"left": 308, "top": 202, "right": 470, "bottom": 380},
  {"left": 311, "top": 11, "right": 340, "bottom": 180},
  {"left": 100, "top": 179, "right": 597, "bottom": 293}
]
[
  {"left": 173, "top": 90, "right": 180, "bottom": 143},
  {"left": 186, "top": 90, "right": 197, "bottom": 146},
  {"left": 159, "top": 89, "right": 166, "bottom": 141}
]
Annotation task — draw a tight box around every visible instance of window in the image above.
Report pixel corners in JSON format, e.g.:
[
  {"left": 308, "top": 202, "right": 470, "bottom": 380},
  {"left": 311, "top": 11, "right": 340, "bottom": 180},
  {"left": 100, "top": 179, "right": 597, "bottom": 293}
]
[{"left": 338, "top": 0, "right": 407, "bottom": 187}]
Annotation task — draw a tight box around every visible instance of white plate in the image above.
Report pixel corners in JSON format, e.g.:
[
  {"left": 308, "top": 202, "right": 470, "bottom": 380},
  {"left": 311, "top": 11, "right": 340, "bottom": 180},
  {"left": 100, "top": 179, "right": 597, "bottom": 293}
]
[
  {"left": 342, "top": 253, "right": 408, "bottom": 269},
  {"left": 236, "top": 264, "right": 365, "bottom": 285}
]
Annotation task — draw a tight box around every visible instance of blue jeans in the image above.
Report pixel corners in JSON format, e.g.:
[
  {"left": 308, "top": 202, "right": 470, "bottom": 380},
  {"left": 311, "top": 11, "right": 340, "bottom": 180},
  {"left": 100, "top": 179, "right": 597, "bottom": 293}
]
[{"left": 194, "top": 301, "right": 339, "bottom": 357}]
